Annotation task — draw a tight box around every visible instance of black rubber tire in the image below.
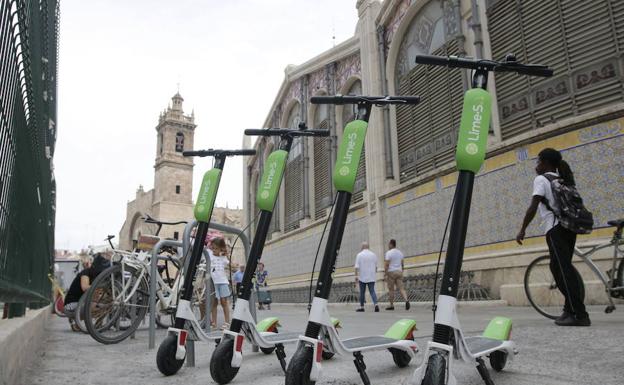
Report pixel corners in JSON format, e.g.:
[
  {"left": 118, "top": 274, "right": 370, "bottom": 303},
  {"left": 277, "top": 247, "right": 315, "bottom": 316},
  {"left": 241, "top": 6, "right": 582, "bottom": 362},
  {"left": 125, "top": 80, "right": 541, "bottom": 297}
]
[
  {"left": 617, "top": 255, "right": 624, "bottom": 298},
  {"left": 210, "top": 338, "right": 240, "bottom": 384},
  {"left": 74, "top": 295, "right": 89, "bottom": 333},
  {"left": 321, "top": 350, "right": 334, "bottom": 360},
  {"left": 285, "top": 345, "right": 315, "bottom": 385},
  {"left": 260, "top": 327, "right": 277, "bottom": 354},
  {"left": 489, "top": 350, "right": 507, "bottom": 372},
  {"left": 421, "top": 353, "right": 446, "bottom": 385},
  {"left": 156, "top": 334, "right": 185, "bottom": 376},
  {"left": 84, "top": 264, "right": 149, "bottom": 344},
  {"left": 524, "top": 255, "right": 585, "bottom": 320},
  {"left": 389, "top": 347, "right": 411, "bottom": 368}
]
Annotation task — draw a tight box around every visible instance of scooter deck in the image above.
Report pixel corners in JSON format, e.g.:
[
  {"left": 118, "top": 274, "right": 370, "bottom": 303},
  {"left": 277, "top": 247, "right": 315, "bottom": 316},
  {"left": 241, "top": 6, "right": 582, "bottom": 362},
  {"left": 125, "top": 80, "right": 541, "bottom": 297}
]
[
  {"left": 464, "top": 336, "right": 505, "bottom": 355},
  {"left": 206, "top": 330, "right": 224, "bottom": 340},
  {"left": 342, "top": 336, "right": 399, "bottom": 351},
  {"left": 262, "top": 331, "right": 301, "bottom": 343}
]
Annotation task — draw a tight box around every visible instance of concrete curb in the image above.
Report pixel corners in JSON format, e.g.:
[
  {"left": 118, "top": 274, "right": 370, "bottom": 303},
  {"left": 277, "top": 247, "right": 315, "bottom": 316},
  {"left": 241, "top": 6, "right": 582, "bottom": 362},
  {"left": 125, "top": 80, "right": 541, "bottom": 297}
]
[
  {"left": 269, "top": 299, "right": 508, "bottom": 309},
  {"left": 0, "top": 306, "right": 50, "bottom": 385}
]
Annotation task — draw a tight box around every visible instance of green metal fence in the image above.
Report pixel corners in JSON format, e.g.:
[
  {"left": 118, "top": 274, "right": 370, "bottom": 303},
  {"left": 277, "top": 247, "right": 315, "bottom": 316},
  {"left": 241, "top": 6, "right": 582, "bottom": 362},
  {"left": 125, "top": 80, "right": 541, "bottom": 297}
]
[{"left": 0, "top": 0, "right": 59, "bottom": 316}]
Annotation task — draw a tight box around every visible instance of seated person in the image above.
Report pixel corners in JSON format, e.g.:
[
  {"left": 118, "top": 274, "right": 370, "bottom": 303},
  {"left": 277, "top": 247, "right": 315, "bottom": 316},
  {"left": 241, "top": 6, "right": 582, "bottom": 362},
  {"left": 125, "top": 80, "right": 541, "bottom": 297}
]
[{"left": 63, "top": 253, "right": 111, "bottom": 331}]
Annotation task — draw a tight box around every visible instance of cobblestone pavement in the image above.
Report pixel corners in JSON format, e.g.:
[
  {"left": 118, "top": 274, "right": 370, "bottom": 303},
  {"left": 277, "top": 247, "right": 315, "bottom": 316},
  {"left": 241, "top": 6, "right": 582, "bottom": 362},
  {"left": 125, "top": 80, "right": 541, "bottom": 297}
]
[{"left": 24, "top": 303, "right": 624, "bottom": 385}]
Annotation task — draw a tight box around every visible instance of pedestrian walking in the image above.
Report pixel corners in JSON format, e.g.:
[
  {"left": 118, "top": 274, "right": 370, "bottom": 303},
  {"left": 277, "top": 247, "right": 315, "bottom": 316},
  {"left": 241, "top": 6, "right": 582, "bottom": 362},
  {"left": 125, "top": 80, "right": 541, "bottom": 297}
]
[
  {"left": 209, "top": 237, "right": 234, "bottom": 329},
  {"left": 516, "top": 147, "right": 591, "bottom": 326},
  {"left": 384, "top": 239, "right": 410, "bottom": 311},
  {"left": 354, "top": 242, "right": 379, "bottom": 312},
  {"left": 255, "top": 262, "right": 271, "bottom": 310},
  {"left": 232, "top": 264, "right": 245, "bottom": 308}
]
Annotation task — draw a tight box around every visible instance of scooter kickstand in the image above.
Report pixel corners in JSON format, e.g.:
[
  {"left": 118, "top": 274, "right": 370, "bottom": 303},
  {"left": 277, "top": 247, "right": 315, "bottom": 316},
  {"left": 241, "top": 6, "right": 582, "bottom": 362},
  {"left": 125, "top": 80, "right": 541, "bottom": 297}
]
[
  {"left": 353, "top": 352, "right": 371, "bottom": 385},
  {"left": 476, "top": 357, "right": 495, "bottom": 385},
  {"left": 275, "top": 344, "right": 287, "bottom": 373}
]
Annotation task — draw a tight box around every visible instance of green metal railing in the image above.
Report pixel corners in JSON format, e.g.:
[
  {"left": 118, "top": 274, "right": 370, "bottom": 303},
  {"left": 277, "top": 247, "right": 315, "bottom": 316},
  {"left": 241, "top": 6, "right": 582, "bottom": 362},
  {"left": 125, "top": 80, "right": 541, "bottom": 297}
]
[{"left": 0, "top": 0, "right": 59, "bottom": 316}]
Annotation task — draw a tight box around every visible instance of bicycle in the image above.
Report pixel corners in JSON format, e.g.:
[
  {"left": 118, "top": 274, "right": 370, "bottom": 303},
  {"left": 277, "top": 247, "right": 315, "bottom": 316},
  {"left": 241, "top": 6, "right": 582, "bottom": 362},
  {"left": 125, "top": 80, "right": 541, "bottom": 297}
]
[{"left": 524, "top": 218, "right": 624, "bottom": 319}]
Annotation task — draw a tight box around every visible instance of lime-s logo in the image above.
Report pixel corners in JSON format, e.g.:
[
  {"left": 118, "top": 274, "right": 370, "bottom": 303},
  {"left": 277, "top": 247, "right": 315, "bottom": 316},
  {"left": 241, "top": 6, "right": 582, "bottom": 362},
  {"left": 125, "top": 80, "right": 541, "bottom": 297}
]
[
  {"left": 260, "top": 190, "right": 270, "bottom": 199},
  {"left": 339, "top": 166, "right": 350, "bottom": 176},
  {"left": 263, "top": 162, "right": 277, "bottom": 190},
  {"left": 465, "top": 143, "right": 478, "bottom": 155},
  {"left": 198, "top": 180, "right": 211, "bottom": 206},
  {"left": 468, "top": 100, "right": 484, "bottom": 142},
  {"left": 343, "top": 132, "right": 358, "bottom": 164}
]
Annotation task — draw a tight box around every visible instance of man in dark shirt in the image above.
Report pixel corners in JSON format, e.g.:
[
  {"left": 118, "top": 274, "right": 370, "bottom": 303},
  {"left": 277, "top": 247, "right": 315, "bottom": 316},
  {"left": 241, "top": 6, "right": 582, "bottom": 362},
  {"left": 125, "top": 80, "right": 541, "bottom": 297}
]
[{"left": 64, "top": 254, "right": 110, "bottom": 331}]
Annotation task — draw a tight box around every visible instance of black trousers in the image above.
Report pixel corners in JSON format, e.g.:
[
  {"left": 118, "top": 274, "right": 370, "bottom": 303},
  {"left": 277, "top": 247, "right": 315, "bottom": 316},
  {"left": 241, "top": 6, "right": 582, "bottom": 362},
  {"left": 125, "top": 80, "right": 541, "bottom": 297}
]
[{"left": 545, "top": 224, "right": 587, "bottom": 318}]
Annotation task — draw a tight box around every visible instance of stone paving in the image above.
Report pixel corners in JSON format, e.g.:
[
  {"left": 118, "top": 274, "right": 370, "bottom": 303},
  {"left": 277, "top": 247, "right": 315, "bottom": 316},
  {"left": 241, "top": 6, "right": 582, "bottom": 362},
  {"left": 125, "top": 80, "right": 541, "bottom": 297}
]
[{"left": 24, "top": 303, "right": 624, "bottom": 385}]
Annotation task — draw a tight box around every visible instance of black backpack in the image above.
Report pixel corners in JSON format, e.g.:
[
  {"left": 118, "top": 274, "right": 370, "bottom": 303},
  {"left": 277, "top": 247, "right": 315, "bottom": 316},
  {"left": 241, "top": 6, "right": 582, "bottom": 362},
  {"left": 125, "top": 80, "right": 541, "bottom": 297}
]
[{"left": 542, "top": 174, "right": 594, "bottom": 234}]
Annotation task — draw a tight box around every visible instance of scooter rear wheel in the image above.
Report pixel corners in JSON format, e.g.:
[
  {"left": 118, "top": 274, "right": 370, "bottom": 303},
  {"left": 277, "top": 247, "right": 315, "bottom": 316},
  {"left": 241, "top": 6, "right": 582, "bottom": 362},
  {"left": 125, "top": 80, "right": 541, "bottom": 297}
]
[
  {"left": 421, "top": 353, "right": 446, "bottom": 385},
  {"left": 285, "top": 345, "right": 315, "bottom": 385},
  {"left": 389, "top": 348, "right": 411, "bottom": 367},
  {"left": 210, "top": 338, "right": 240, "bottom": 384},
  {"left": 489, "top": 350, "right": 507, "bottom": 372},
  {"left": 156, "top": 335, "right": 185, "bottom": 376}
]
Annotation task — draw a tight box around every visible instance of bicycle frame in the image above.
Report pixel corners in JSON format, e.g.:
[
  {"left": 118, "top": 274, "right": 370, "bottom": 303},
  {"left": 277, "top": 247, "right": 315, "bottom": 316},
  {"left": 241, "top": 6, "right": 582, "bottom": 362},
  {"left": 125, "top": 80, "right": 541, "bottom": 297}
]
[{"left": 573, "top": 233, "right": 624, "bottom": 298}]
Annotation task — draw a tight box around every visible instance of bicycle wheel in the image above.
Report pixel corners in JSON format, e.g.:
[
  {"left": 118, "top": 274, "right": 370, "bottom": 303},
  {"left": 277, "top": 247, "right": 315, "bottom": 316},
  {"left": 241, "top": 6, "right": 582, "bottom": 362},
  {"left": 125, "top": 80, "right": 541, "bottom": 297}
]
[
  {"left": 84, "top": 264, "right": 149, "bottom": 344},
  {"left": 74, "top": 294, "right": 89, "bottom": 333},
  {"left": 617, "top": 252, "right": 624, "bottom": 297},
  {"left": 524, "top": 255, "right": 585, "bottom": 319}
]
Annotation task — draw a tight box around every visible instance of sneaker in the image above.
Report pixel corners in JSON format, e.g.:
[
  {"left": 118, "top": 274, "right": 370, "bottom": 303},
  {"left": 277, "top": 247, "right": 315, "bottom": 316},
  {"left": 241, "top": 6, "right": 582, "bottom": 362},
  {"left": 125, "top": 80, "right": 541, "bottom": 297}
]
[
  {"left": 555, "top": 314, "right": 591, "bottom": 327},
  {"left": 405, "top": 301, "right": 411, "bottom": 310},
  {"left": 555, "top": 311, "right": 572, "bottom": 322},
  {"left": 374, "top": 305, "right": 380, "bottom": 312},
  {"left": 356, "top": 308, "right": 365, "bottom": 312},
  {"left": 385, "top": 306, "right": 395, "bottom": 311}
]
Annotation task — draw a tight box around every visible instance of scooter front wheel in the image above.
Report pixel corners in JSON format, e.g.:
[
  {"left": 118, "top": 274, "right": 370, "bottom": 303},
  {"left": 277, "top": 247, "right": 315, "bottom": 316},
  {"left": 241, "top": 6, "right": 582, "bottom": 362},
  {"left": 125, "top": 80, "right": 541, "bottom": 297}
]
[
  {"left": 389, "top": 348, "right": 411, "bottom": 367},
  {"left": 421, "top": 353, "right": 446, "bottom": 385},
  {"left": 210, "top": 338, "right": 240, "bottom": 384},
  {"left": 156, "top": 335, "right": 185, "bottom": 376},
  {"left": 285, "top": 345, "right": 315, "bottom": 385}
]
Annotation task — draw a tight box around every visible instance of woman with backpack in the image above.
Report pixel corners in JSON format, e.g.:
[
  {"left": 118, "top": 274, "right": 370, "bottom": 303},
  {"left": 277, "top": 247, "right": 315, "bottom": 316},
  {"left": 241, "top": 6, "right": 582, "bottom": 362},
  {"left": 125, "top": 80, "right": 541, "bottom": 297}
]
[{"left": 516, "top": 148, "right": 591, "bottom": 326}]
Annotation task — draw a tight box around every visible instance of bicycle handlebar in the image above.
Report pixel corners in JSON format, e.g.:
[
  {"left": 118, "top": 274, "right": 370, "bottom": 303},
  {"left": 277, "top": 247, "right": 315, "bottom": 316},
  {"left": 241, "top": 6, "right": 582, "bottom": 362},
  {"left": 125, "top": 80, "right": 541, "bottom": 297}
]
[
  {"left": 244, "top": 128, "right": 330, "bottom": 137},
  {"left": 182, "top": 149, "right": 256, "bottom": 157},
  {"left": 143, "top": 214, "right": 187, "bottom": 226},
  {"left": 310, "top": 95, "right": 421, "bottom": 105},
  {"left": 415, "top": 54, "right": 553, "bottom": 77}
]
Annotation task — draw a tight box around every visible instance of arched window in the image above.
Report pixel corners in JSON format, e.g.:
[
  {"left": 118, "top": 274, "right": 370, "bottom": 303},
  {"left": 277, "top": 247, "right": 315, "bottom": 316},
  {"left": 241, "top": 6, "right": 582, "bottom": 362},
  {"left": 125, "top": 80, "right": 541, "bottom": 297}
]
[
  {"left": 284, "top": 103, "right": 303, "bottom": 231},
  {"left": 341, "top": 80, "right": 366, "bottom": 203},
  {"left": 313, "top": 101, "right": 331, "bottom": 218},
  {"left": 395, "top": 2, "right": 464, "bottom": 182},
  {"left": 175, "top": 132, "right": 184, "bottom": 152}
]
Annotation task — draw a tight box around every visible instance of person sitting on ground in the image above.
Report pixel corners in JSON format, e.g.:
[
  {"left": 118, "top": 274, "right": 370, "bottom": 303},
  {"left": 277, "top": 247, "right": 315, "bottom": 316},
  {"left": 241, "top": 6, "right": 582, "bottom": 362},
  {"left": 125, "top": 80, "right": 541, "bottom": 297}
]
[
  {"left": 63, "top": 253, "right": 111, "bottom": 331},
  {"left": 355, "top": 242, "right": 379, "bottom": 312},
  {"left": 384, "top": 239, "right": 410, "bottom": 311},
  {"left": 209, "top": 237, "right": 235, "bottom": 329}
]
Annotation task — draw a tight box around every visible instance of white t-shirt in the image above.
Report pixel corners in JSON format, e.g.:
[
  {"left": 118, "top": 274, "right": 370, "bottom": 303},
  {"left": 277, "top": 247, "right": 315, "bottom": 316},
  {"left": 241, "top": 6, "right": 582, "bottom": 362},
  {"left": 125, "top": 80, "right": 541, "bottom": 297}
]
[
  {"left": 533, "top": 172, "right": 559, "bottom": 234},
  {"left": 385, "top": 248, "right": 404, "bottom": 272},
  {"left": 210, "top": 253, "right": 230, "bottom": 285},
  {"left": 355, "top": 249, "right": 378, "bottom": 283}
]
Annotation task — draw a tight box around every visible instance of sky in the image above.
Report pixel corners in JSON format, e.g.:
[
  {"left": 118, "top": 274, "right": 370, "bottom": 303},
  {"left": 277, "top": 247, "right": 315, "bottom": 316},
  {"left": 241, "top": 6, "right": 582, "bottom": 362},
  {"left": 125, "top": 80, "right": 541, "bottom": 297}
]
[{"left": 55, "top": 0, "right": 360, "bottom": 250}]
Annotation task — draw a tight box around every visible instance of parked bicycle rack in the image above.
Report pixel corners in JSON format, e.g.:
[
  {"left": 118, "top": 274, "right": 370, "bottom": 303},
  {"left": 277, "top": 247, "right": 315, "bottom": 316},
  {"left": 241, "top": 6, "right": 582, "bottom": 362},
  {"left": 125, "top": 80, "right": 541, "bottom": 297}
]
[{"left": 148, "top": 220, "right": 255, "bottom": 366}]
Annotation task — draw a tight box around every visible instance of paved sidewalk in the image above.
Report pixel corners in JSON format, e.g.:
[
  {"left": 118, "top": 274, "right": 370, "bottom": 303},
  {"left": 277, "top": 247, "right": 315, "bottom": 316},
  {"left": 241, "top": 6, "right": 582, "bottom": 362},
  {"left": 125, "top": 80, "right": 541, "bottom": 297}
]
[{"left": 24, "top": 304, "right": 624, "bottom": 385}]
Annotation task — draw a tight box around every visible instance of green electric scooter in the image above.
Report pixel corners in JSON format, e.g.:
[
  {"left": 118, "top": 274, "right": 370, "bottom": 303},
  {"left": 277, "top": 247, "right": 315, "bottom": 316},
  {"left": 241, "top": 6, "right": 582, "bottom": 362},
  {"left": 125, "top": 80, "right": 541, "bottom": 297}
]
[{"left": 411, "top": 54, "right": 553, "bottom": 385}]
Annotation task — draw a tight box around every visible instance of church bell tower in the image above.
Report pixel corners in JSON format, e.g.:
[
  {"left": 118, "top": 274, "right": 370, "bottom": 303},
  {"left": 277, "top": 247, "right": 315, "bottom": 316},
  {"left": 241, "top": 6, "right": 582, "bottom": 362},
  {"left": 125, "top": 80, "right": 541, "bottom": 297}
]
[{"left": 153, "top": 92, "right": 195, "bottom": 206}]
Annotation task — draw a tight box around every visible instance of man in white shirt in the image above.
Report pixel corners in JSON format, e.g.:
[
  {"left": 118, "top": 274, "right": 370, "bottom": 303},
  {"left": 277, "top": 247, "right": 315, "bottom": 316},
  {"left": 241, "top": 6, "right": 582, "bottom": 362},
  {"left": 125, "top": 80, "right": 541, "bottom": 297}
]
[
  {"left": 384, "top": 239, "right": 410, "bottom": 311},
  {"left": 354, "top": 242, "right": 379, "bottom": 312}
]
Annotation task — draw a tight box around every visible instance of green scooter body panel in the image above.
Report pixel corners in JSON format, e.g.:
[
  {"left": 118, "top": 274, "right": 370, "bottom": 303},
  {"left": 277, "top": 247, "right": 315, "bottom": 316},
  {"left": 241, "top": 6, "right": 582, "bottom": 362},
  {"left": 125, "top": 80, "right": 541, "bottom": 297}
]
[
  {"left": 333, "top": 120, "right": 367, "bottom": 193},
  {"left": 383, "top": 318, "right": 417, "bottom": 340},
  {"left": 456, "top": 88, "right": 491, "bottom": 173},
  {"left": 256, "top": 150, "right": 288, "bottom": 212},
  {"left": 194, "top": 169, "right": 221, "bottom": 222},
  {"left": 482, "top": 316, "right": 512, "bottom": 340},
  {"left": 256, "top": 316, "right": 280, "bottom": 332}
]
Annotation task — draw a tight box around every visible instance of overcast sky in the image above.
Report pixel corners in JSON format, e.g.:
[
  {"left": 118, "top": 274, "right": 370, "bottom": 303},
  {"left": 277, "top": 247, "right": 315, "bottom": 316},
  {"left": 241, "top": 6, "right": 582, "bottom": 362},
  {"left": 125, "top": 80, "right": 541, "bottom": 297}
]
[{"left": 56, "top": 0, "right": 360, "bottom": 250}]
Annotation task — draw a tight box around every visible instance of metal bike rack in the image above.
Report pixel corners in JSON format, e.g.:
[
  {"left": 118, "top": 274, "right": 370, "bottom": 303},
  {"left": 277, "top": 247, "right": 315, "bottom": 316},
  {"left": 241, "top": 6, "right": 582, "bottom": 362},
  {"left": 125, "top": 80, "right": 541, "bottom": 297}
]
[{"left": 148, "top": 220, "right": 256, "bottom": 361}]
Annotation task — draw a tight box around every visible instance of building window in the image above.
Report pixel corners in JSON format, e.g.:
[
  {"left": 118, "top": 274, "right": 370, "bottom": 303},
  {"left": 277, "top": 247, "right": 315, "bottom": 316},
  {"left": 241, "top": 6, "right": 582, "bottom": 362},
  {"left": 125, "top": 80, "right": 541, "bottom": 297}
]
[
  {"left": 175, "top": 185, "right": 180, "bottom": 194},
  {"left": 173, "top": 231, "right": 179, "bottom": 240},
  {"left": 487, "top": 0, "right": 624, "bottom": 139},
  {"left": 395, "top": 2, "right": 464, "bottom": 183},
  {"left": 284, "top": 103, "right": 304, "bottom": 231},
  {"left": 175, "top": 132, "right": 184, "bottom": 152}
]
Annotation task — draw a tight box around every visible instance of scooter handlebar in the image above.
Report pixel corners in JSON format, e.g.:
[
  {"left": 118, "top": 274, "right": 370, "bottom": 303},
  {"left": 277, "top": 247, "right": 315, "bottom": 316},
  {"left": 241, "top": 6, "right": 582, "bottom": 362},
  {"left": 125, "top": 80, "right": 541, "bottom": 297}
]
[
  {"left": 182, "top": 149, "right": 256, "bottom": 157},
  {"left": 244, "top": 128, "right": 329, "bottom": 137},
  {"left": 310, "top": 95, "right": 421, "bottom": 105}
]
